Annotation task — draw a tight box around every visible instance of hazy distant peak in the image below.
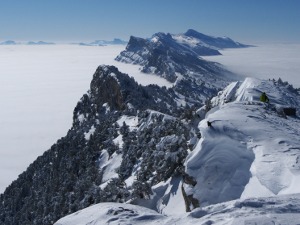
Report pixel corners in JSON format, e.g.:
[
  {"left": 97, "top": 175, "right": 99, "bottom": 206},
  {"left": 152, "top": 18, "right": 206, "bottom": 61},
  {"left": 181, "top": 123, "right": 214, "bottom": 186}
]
[
  {"left": 80, "top": 38, "right": 127, "bottom": 46},
  {"left": 0, "top": 40, "right": 17, "bottom": 45},
  {"left": 27, "top": 41, "right": 55, "bottom": 45},
  {"left": 184, "top": 28, "right": 249, "bottom": 49},
  {"left": 185, "top": 28, "right": 215, "bottom": 39}
]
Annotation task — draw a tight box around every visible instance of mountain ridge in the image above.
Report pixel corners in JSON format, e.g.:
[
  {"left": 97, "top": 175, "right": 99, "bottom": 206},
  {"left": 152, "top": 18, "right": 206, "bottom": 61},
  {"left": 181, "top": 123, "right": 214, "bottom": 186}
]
[
  {"left": 0, "top": 65, "right": 194, "bottom": 224},
  {"left": 2, "top": 30, "right": 298, "bottom": 225},
  {"left": 54, "top": 76, "right": 300, "bottom": 225},
  {"left": 183, "top": 29, "right": 251, "bottom": 49},
  {"left": 115, "top": 29, "right": 245, "bottom": 83}
]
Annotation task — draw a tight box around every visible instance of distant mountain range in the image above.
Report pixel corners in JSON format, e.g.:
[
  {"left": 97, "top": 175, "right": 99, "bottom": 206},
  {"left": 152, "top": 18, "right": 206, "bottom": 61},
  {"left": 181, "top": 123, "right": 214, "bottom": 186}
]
[
  {"left": 0, "top": 40, "right": 17, "bottom": 45},
  {"left": 0, "top": 40, "right": 55, "bottom": 45},
  {"left": 0, "top": 38, "right": 127, "bottom": 46},
  {"left": 27, "top": 41, "right": 55, "bottom": 45},
  {"left": 77, "top": 38, "right": 128, "bottom": 46}
]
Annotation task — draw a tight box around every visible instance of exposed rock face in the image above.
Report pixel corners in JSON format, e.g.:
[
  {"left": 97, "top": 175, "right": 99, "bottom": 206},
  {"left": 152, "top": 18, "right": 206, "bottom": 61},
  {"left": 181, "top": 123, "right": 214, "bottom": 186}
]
[{"left": 90, "top": 66, "right": 125, "bottom": 111}]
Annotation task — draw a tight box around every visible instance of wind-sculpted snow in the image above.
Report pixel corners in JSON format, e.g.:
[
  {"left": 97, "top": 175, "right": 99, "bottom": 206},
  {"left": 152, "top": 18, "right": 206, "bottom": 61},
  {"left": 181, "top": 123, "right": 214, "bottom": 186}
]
[
  {"left": 185, "top": 122, "right": 254, "bottom": 206},
  {"left": 185, "top": 77, "right": 300, "bottom": 207},
  {"left": 55, "top": 194, "right": 300, "bottom": 225},
  {"left": 54, "top": 203, "right": 167, "bottom": 225}
]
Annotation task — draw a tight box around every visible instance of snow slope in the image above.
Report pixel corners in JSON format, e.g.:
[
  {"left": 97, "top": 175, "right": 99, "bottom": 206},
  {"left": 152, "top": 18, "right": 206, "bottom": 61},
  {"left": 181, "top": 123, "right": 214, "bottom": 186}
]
[
  {"left": 54, "top": 194, "right": 300, "bottom": 225},
  {"left": 185, "top": 77, "right": 300, "bottom": 206}
]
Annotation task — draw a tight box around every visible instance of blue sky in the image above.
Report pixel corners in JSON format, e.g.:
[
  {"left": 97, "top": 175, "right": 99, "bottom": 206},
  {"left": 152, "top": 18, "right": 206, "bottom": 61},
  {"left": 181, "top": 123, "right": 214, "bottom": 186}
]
[{"left": 0, "top": 0, "right": 299, "bottom": 43}]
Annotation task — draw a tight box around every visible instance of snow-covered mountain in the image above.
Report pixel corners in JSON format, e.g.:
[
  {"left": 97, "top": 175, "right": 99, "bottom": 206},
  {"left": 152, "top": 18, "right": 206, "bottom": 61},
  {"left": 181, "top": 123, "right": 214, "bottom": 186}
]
[
  {"left": 54, "top": 77, "right": 300, "bottom": 225},
  {"left": 115, "top": 30, "right": 246, "bottom": 82},
  {"left": 0, "top": 40, "right": 17, "bottom": 45},
  {"left": 182, "top": 29, "right": 251, "bottom": 50},
  {"left": 0, "top": 65, "right": 196, "bottom": 224},
  {"left": 1, "top": 29, "right": 299, "bottom": 225}
]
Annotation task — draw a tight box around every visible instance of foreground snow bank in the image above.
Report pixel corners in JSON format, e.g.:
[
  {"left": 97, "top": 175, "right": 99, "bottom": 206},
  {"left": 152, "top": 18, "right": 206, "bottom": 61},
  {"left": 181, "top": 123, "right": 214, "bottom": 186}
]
[
  {"left": 54, "top": 203, "right": 166, "bottom": 225},
  {"left": 55, "top": 194, "right": 300, "bottom": 225},
  {"left": 185, "top": 77, "right": 300, "bottom": 206}
]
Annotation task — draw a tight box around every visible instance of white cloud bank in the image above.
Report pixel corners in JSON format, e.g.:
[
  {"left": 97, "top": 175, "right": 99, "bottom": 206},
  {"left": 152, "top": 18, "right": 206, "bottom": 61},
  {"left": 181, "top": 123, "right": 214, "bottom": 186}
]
[{"left": 203, "top": 43, "right": 300, "bottom": 88}]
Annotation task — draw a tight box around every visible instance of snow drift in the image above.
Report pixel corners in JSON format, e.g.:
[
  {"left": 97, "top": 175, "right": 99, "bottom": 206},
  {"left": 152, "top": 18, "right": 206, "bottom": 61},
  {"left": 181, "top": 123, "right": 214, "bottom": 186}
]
[
  {"left": 54, "top": 194, "right": 300, "bottom": 225},
  {"left": 185, "top": 77, "right": 300, "bottom": 207}
]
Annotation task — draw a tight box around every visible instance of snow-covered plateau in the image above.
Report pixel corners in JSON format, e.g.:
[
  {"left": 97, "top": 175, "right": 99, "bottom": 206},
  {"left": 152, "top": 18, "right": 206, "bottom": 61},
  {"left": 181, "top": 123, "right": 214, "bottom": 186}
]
[{"left": 55, "top": 77, "right": 300, "bottom": 224}]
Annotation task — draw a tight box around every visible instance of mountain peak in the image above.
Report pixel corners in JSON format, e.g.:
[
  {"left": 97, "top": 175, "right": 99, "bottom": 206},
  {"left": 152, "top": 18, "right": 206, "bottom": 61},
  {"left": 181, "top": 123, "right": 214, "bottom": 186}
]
[
  {"left": 89, "top": 65, "right": 131, "bottom": 111},
  {"left": 116, "top": 30, "right": 243, "bottom": 83},
  {"left": 184, "top": 29, "right": 249, "bottom": 49},
  {"left": 27, "top": 41, "right": 55, "bottom": 45},
  {"left": 185, "top": 29, "right": 210, "bottom": 38},
  {"left": 0, "top": 40, "right": 17, "bottom": 45}
]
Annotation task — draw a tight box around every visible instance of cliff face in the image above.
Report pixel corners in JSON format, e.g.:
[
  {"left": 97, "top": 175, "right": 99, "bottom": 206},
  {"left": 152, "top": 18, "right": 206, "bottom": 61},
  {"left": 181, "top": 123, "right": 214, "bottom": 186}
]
[{"left": 90, "top": 66, "right": 125, "bottom": 111}]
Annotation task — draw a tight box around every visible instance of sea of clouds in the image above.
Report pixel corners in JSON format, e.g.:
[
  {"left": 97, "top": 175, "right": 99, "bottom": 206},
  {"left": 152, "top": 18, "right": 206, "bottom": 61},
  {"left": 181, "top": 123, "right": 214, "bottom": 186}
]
[
  {"left": 203, "top": 43, "right": 300, "bottom": 88},
  {"left": 0, "top": 43, "right": 299, "bottom": 193}
]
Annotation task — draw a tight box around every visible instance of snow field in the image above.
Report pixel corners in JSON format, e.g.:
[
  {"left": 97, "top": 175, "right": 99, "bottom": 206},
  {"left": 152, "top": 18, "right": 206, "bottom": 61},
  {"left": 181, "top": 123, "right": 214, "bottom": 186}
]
[
  {"left": 203, "top": 43, "right": 300, "bottom": 88},
  {"left": 54, "top": 194, "right": 300, "bottom": 225}
]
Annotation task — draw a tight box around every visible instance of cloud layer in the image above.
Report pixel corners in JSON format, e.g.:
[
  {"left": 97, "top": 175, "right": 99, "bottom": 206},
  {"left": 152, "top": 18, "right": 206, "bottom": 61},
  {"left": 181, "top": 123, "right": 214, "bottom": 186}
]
[{"left": 203, "top": 44, "right": 300, "bottom": 88}]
